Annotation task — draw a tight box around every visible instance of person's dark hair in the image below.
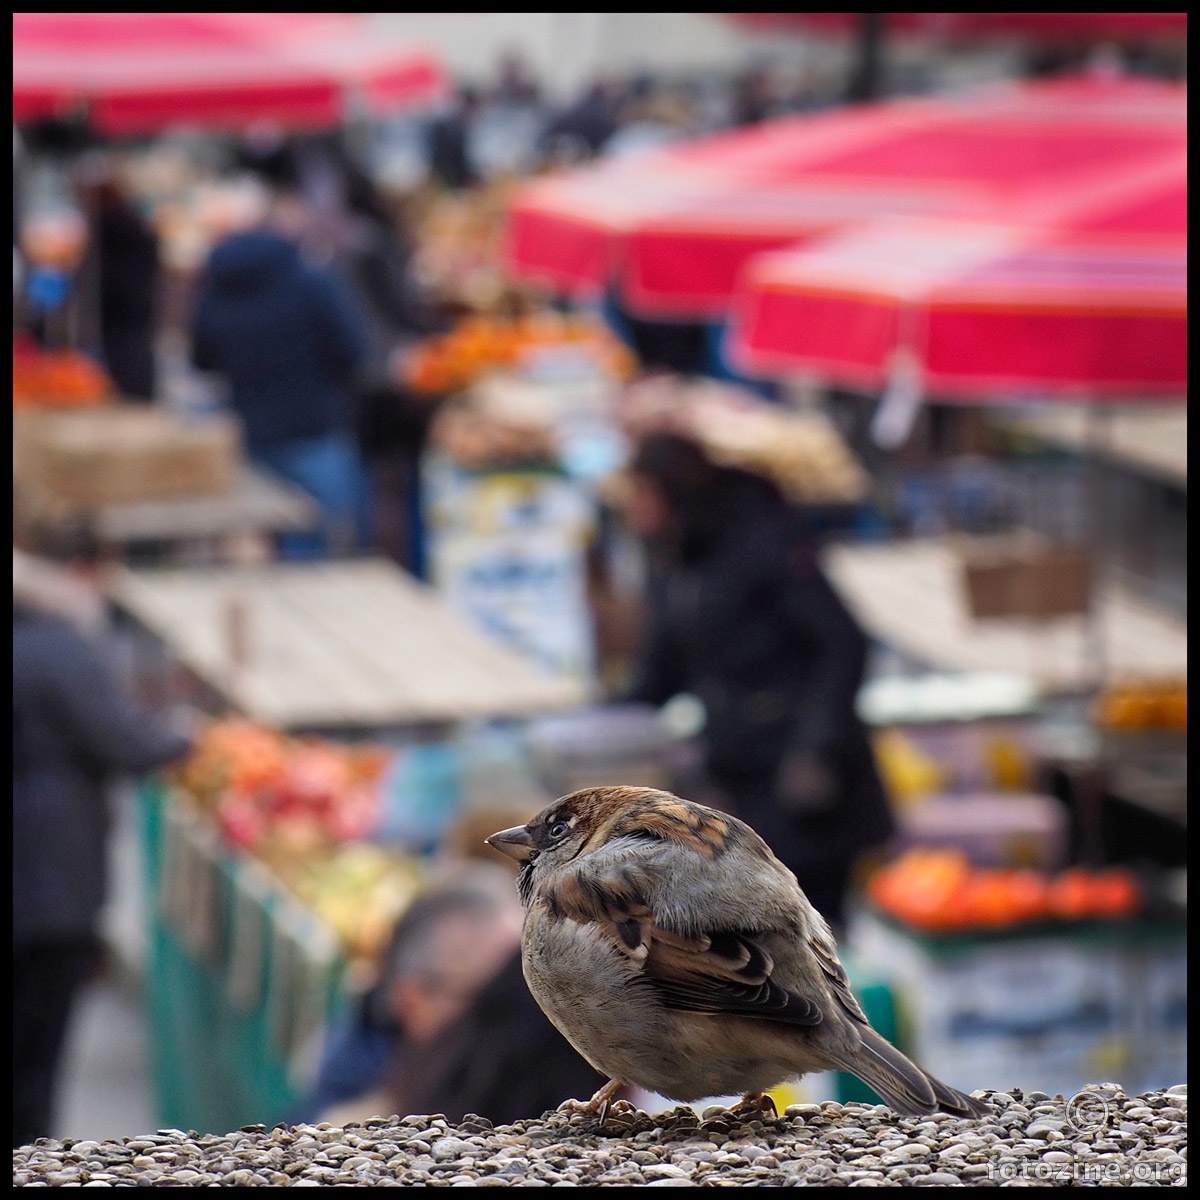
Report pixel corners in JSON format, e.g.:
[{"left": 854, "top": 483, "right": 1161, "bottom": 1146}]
[
  {"left": 368, "top": 868, "right": 514, "bottom": 1028},
  {"left": 630, "top": 432, "right": 784, "bottom": 561},
  {"left": 386, "top": 951, "right": 603, "bottom": 1125},
  {"left": 629, "top": 432, "right": 714, "bottom": 513}
]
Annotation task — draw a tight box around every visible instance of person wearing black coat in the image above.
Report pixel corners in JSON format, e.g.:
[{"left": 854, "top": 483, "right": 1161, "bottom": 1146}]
[
  {"left": 13, "top": 604, "right": 192, "bottom": 1148},
  {"left": 384, "top": 950, "right": 604, "bottom": 1126},
  {"left": 335, "top": 173, "right": 444, "bottom": 574},
  {"left": 290, "top": 867, "right": 600, "bottom": 1127},
  {"left": 88, "top": 178, "right": 160, "bottom": 401},
  {"left": 191, "top": 226, "right": 370, "bottom": 557},
  {"left": 624, "top": 433, "right": 894, "bottom": 930}
]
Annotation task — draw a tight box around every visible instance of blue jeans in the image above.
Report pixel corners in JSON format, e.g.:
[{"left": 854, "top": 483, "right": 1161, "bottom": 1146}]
[{"left": 250, "top": 433, "right": 369, "bottom": 561}]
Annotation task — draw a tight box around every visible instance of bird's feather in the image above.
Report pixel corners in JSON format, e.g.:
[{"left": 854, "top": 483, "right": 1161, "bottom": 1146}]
[{"left": 543, "top": 862, "right": 822, "bottom": 1026}]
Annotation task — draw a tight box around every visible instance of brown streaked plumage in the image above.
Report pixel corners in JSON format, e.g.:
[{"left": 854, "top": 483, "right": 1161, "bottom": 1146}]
[{"left": 487, "top": 785, "right": 990, "bottom": 1120}]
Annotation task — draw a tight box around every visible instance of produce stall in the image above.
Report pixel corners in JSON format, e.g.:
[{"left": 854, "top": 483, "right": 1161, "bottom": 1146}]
[
  {"left": 852, "top": 860, "right": 1186, "bottom": 1099},
  {"left": 403, "top": 310, "right": 635, "bottom": 683},
  {"left": 139, "top": 714, "right": 433, "bottom": 1135},
  {"left": 109, "top": 559, "right": 588, "bottom": 1135},
  {"left": 107, "top": 558, "right": 585, "bottom": 731},
  {"left": 823, "top": 538, "right": 1187, "bottom": 694},
  {"left": 12, "top": 345, "right": 320, "bottom": 559},
  {"left": 848, "top": 661, "right": 1186, "bottom": 1104}
]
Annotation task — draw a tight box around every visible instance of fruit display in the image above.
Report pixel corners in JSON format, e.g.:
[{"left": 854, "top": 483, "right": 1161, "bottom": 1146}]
[
  {"left": 872, "top": 729, "right": 948, "bottom": 805},
  {"left": 269, "top": 842, "right": 424, "bottom": 965},
  {"left": 403, "top": 312, "right": 637, "bottom": 397},
  {"left": 18, "top": 208, "right": 88, "bottom": 270},
  {"left": 868, "top": 849, "right": 1143, "bottom": 932},
  {"left": 169, "top": 719, "right": 423, "bottom": 964},
  {"left": 13, "top": 339, "right": 113, "bottom": 409},
  {"left": 171, "top": 719, "right": 390, "bottom": 853},
  {"left": 1093, "top": 677, "right": 1187, "bottom": 732},
  {"left": 428, "top": 399, "right": 558, "bottom": 470},
  {"left": 410, "top": 179, "right": 531, "bottom": 314},
  {"left": 618, "top": 375, "right": 868, "bottom": 505}
]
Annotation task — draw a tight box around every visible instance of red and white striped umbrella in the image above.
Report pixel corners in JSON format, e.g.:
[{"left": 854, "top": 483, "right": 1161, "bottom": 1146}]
[
  {"left": 504, "top": 76, "right": 1185, "bottom": 321},
  {"left": 728, "top": 150, "right": 1186, "bottom": 400},
  {"left": 13, "top": 12, "right": 447, "bottom": 134}
]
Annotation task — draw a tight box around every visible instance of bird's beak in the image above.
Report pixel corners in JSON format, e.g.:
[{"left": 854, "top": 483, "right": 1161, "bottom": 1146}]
[{"left": 485, "top": 825, "right": 535, "bottom": 863}]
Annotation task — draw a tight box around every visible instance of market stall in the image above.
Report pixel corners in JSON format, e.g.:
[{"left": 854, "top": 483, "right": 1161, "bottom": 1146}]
[
  {"left": 13, "top": 395, "right": 318, "bottom": 558},
  {"left": 13, "top": 12, "right": 446, "bottom": 134},
  {"left": 823, "top": 538, "right": 1187, "bottom": 694},
  {"left": 108, "top": 558, "right": 589, "bottom": 1134},
  {"left": 851, "top": 888, "right": 1185, "bottom": 1100},
  {"left": 399, "top": 310, "right": 636, "bottom": 680},
  {"left": 107, "top": 558, "right": 585, "bottom": 730}
]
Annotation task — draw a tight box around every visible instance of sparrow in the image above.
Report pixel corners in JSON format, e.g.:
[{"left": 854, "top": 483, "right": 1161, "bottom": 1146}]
[{"left": 487, "top": 785, "right": 988, "bottom": 1120}]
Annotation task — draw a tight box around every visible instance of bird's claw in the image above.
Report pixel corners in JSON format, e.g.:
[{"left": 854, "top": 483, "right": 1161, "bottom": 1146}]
[
  {"left": 558, "top": 1079, "right": 626, "bottom": 1122},
  {"left": 731, "top": 1092, "right": 778, "bottom": 1118}
]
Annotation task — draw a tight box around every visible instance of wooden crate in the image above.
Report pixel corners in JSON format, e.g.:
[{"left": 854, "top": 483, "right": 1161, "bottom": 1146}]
[
  {"left": 959, "top": 533, "right": 1092, "bottom": 620},
  {"left": 14, "top": 406, "right": 241, "bottom": 512}
]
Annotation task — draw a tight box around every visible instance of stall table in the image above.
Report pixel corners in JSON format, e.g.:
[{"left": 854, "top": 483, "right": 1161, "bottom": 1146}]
[
  {"left": 992, "top": 406, "right": 1187, "bottom": 490},
  {"left": 823, "top": 538, "right": 1187, "bottom": 695},
  {"left": 108, "top": 557, "right": 586, "bottom": 732},
  {"left": 17, "top": 463, "right": 319, "bottom": 559}
]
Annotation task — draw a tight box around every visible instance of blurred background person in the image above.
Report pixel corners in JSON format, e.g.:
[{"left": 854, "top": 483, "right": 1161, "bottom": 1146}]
[
  {"left": 601, "top": 81, "right": 694, "bottom": 160},
  {"left": 427, "top": 86, "right": 482, "bottom": 191},
  {"left": 77, "top": 157, "right": 161, "bottom": 402},
  {"left": 492, "top": 50, "right": 542, "bottom": 108},
  {"left": 13, "top": 549, "right": 193, "bottom": 1149},
  {"left": 541, "top": 79, "right": 622, "bottom": 162},
  {"left": 730, "top": 65, "right": 778, "bottom": 126},
  {"left": 336, "top": 166, "right": 445, "bottom": 573},
  {"left": 190, "top": 193, "right": 370, "bottom": 560},
  {"left": 622, "top": 433, "right": 895, "bottom": 932},
  {"left": 294, "top": 865, "right": 601, "bottom": 1127}
]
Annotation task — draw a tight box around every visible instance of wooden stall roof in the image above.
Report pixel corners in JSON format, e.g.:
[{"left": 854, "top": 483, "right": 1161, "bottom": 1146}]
[
  {"left": 824, "top": 538, "right": 1187, "bottom": 695},
  {"left": 108, "top": 558, "right": 587, "bottom": 730}
]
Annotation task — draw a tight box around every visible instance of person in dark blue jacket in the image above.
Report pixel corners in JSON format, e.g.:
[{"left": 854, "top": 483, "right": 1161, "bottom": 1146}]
[
  {"left": 191, "top": 222, "right": 370, "bottom": 558},
  {"left": 13, "top": 598, "right": 192, "bottom": 1148}
]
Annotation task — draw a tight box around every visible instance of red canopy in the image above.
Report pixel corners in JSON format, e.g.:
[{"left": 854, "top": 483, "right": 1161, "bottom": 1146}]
[
  {"left": 12, "top": 12, "right": 447, "bottom": 134},
  {"left": 504, "top": 76, "right": 1187, "bottom": 319},
  {"left": 729, "top": 151, "right": 1187, "bottom": 399}
]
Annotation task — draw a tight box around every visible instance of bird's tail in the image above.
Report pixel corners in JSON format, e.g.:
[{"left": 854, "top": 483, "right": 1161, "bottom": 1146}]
[{"left": 832, "top": 1027, "right": 990, "bottom": 1119}]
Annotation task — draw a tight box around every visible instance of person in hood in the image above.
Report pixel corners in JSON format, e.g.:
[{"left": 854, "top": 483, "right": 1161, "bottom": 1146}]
[
  {"left": 622, "top": 433, "right": 894, "bottom": 932},
  {"left": 191, "top": 207, "right": 370, "bottom": 558},
  {"left": 13, "top": 562, "right": 192, "bottom": 1147}
]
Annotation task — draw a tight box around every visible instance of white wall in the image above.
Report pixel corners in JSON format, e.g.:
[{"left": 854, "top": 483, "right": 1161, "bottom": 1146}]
[{"left": 368, "top": 12, "right": 834, "bottom": 98}]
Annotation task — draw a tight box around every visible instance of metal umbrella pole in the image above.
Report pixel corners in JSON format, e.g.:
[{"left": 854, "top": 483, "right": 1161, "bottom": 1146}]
[{"left": 1084, "top": 404, "right": 1112, "bottom": 693}]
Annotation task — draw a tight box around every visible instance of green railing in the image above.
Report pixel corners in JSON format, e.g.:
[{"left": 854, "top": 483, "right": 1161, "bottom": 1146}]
[{"left": 139, "top": 783, "right": 345, "bottom": 1135}]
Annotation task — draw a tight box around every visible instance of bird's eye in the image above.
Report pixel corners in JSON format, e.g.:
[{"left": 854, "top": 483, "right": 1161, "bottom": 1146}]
[{"left": 549, "top": 820, "right": 571, "bottom": 840}]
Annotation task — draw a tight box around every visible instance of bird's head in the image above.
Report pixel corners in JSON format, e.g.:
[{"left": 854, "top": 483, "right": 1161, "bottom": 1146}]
[{"left": 485, "top": 785, "right": 738, "bottom": 905}]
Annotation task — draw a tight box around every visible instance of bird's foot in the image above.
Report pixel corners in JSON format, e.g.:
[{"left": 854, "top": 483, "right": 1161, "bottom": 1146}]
[
  {"left": 731, "top": 1091, "right": 777, "bottom": 1118},
  {"left": 558, "top": 1078, "right": 625, "bottom": 1123}
]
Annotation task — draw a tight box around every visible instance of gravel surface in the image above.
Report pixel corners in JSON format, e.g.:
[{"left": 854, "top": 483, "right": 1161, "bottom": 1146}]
[{"left": 14, "top": 1085, "right": 1186, "bottom": 1186}]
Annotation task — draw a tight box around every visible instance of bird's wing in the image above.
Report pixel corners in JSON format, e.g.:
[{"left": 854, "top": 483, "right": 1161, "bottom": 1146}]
[
  {"left": 542, "top": 857, "right": 823, "bottom": 1027},
  {"left": 808, "top": 928, "right": 869, "bottom": 1025}
]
